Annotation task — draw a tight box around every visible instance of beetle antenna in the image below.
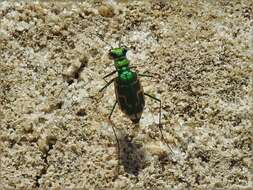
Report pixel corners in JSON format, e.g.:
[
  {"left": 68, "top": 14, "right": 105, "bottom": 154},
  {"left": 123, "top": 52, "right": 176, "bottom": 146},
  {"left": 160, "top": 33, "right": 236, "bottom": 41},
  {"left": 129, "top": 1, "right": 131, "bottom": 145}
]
[{"left": 94, "top": 31, "right": 113, "bottom": 50}]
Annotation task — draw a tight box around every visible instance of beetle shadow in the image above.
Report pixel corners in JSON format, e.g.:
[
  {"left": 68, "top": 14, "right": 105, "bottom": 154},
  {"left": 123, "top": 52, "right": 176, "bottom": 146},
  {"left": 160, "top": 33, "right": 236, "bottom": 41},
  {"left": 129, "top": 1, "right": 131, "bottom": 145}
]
[{"left": 118, "top": 133, "right": 146, "bottom": 176}]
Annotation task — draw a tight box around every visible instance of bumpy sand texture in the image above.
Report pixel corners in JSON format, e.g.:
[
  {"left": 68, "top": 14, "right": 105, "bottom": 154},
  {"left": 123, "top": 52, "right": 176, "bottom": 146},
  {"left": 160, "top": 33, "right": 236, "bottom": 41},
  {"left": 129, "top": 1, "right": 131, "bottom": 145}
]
[{"left": 0, "top": 0, "right": 252, "bottom": 189}]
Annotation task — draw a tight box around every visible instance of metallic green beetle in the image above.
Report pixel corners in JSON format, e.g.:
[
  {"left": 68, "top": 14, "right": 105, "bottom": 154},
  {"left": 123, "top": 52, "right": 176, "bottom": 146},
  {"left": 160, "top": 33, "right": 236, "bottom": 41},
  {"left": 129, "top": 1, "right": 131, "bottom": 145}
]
[{"left": 99, "top": 47, "right": 171, "bottom": 154}]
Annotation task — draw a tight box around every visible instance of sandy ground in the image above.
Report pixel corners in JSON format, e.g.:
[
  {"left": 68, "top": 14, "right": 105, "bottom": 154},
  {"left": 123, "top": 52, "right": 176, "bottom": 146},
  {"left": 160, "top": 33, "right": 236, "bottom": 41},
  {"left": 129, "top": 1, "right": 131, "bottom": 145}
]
[{"left": 0, "top": 0, "right": 252, "bottom": 189}]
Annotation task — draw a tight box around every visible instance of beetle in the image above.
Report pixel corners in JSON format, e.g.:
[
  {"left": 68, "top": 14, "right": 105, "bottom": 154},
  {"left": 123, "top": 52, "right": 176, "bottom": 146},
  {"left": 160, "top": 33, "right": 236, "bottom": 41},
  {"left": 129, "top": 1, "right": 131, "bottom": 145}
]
[{"left": 99, "top": 47, "right": 172, "bottom": 163}]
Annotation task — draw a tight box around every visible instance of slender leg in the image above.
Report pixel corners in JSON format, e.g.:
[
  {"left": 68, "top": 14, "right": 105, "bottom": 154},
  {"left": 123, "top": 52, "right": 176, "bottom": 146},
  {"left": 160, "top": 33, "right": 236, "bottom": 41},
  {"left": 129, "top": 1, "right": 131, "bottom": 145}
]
[
  {"left": 138, "top": 73, "right": 161, "bottom": 80},
  {"left": 102, "top": 66, "right": 136, "bottom": 82},
  {"left": 109, "top": 100, "right": 117, "bottom": 119},
  {"left": 130, "top": 66, "right": 137, "bottom": 70},
  {"left": 103, "top": 70, "right": 117, "bottom": 83},
  {"left": 99, "top": 78, "right": 115, "bottom": 92},
  {"left": 108, "top": 101, "right": 121, "bottom": 175},
  {"left": 109, "top": 101, "right": 119, "bottom": 150},
  {"left": 144, "top": 93, "right": 173, "bottom": 153},
  {"left": 100, "top": 76, "right": 118, "bottom": 147},
  {"left": 138, "top": 74, "right": 156, "bottom": 78}
]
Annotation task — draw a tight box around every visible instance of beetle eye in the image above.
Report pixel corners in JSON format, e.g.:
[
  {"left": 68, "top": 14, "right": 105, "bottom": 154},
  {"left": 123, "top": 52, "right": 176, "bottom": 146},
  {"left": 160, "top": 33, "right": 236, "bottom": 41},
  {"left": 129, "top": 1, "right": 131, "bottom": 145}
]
[
  {"left": 109, "top": 51, "right": 114, "bottom": 58},
  {"left": 122, "top": 48, "right": 127, "bottom": 56},
  {"left": 109, "top": 51, "right": 118, "bottom": 59}
]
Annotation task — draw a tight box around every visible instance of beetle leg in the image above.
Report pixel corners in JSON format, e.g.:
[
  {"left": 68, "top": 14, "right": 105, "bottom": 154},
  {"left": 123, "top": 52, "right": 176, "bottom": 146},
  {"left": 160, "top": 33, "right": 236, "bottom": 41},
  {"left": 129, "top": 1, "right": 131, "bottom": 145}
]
[
  {"left": 138, "top": 73, "right": 161, "bottom": 80},
  {"left": 108, "top": 101, "right": 119, "bottom": 149},
  {"left": 103, "top": 70, "right": 117, "bottom": 83},
  {"left": 108, "top": 101, "right": 121, "bottom": 174},
  {"left": 99, "top": 77, "right": 115, "bottom": 92},
  {"left": 103, "top": 66, "right": 137, "bottom": 82},
  {"left": 138, "top": 73, "right": 156, "bottom": 78},
  {"left": 129, "top": 66, "right": 137, "bottom": 69},
  {"left": 102, "top": 65, "right": 137, "bottom": 82},
  {"left": 144, "top": 93, "right": 174, "bottom": 153},
  {"left": 109, "top": 100, "right": 117, "bottom": 119}
]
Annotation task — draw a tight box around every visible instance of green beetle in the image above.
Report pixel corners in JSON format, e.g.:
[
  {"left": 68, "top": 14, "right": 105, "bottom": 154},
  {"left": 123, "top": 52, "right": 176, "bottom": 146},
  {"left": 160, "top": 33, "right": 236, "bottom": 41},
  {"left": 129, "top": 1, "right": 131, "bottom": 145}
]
[
  {"left": 100, "top": 47, "right": 160, "bottom": 123},
  {"left": 99, "top": 47, "right": 172, "bottom": 163}
]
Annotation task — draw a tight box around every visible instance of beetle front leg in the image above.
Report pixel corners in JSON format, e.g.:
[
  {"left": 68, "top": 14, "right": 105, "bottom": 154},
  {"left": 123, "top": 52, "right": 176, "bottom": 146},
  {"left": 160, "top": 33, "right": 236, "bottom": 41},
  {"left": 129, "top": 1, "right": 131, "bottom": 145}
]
[
  {"left": 102, "top": 70, "right": 117, "bottom": 83},
  {"left": 99, "top": 77, "right": 115, "bottom": 92}
]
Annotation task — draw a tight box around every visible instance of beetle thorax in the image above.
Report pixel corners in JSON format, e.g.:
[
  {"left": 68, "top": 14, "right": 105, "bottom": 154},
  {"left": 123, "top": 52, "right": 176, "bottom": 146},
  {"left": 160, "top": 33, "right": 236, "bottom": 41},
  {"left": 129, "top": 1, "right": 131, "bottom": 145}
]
[
  {"left": 114, "top": 58, "right": 129, "bottom": 71},
  {"left": 119, "top": 67, "right": 135, "bottom": 83}
]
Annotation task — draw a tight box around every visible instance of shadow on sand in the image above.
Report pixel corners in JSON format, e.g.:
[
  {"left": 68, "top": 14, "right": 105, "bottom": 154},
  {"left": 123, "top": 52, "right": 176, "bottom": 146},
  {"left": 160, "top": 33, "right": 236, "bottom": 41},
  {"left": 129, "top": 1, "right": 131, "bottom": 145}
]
[{"left": 118, "top": 134, "right": 146, "bottom": 176}]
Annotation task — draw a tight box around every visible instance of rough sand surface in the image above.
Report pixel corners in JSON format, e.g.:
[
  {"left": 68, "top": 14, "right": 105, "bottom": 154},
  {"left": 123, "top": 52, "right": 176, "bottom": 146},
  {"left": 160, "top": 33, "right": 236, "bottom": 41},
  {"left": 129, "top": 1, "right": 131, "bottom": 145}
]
[{"left": 0, "top": 0, "right": 252, "bottom": 189}]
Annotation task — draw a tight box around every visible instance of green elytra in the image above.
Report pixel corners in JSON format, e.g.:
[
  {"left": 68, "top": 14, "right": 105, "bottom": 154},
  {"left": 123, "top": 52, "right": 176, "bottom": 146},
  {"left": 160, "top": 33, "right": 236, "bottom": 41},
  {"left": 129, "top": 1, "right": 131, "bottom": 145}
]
[{"left": 99, "top": 47, "right": 173, "bottom": 167}]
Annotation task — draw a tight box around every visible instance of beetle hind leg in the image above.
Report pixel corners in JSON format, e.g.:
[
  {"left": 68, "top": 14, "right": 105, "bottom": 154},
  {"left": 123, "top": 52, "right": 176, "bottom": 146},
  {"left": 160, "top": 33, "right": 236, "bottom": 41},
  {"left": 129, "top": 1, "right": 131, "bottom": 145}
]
[
  {"left": 144, "top": 93, "right": 174, "bottom": 154},
  {"left": 107, "top": 101, "right": 121, "bottom": 176}
]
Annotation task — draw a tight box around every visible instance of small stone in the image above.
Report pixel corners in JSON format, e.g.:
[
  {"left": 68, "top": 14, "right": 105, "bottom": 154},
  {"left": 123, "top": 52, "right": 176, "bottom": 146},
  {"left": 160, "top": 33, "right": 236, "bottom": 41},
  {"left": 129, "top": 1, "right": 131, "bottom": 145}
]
[
  {"left": 16, "top": 21, "right": 30, "bottom": 31},
  {"left": 63, "top": 56, "right": 88, "bottom": 82},
  {"left": 70, "top": 144, "right": 78, "bottom": 154},
  {"left": 98, "top": 5, "right": 114, "bottom": 18},
  {"left": 79, "top": 54, "right": 88, "bottom": 67},
  {"left": 24, "top": 123, "right": 33, "bottom": 133},
  {"left": 144, "top": 142, "right": 168, "bottom": 158},
  {"left": 52, "top": 25, "right": 61, "bottom": 35},
  {"left": 38, "top": 138, "right": 49, "bottom": 153},
  {"left": 76, "top": 108, "right": 87, "bottom": 117},
  {"left": 46, "top": 135, "right": 57, "bottom": 147},
  {"left": 40, "top": 101, "right": 63, "bottom": 113},
  {"left": 164, "top": 133, "right": 175, "bottom": 144}
]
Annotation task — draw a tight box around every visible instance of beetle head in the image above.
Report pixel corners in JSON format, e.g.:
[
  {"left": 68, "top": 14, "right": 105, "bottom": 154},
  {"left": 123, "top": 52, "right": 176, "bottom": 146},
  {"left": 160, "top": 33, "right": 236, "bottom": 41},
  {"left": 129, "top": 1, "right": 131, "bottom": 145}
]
[{"left": 109, "top": 47, "right": 127, "bottom": 60}]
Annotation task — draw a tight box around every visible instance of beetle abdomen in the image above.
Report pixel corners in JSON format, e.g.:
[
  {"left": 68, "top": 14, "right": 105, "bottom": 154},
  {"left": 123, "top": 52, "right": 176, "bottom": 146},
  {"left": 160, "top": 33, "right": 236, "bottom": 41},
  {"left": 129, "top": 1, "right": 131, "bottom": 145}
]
[{"left": 114, "top": 77, "right": 145, "bottom": 123}]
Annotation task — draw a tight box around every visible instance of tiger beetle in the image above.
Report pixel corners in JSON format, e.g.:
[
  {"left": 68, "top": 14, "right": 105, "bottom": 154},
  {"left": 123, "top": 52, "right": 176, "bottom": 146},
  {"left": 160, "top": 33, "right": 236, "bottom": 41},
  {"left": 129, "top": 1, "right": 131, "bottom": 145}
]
[{"left": 99, "top": 47, "right": 173, "bottom": 164}]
